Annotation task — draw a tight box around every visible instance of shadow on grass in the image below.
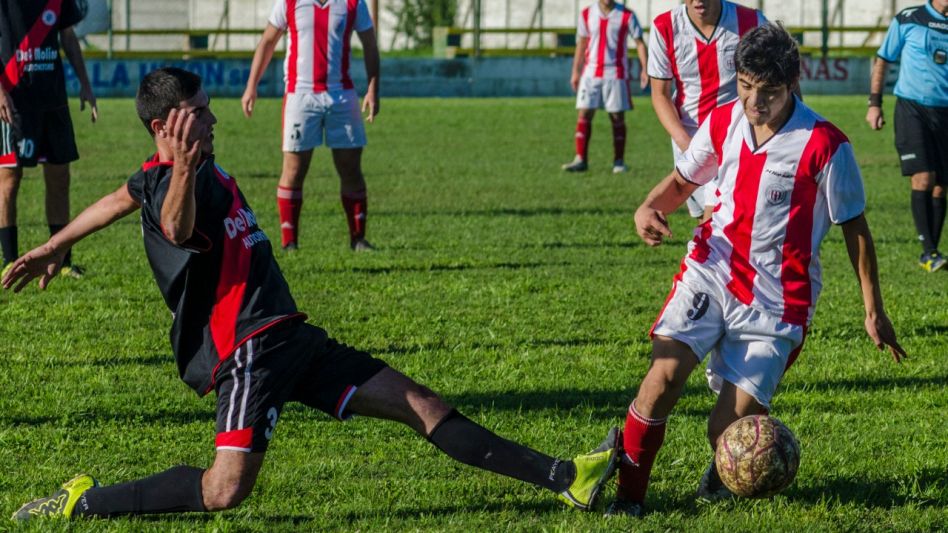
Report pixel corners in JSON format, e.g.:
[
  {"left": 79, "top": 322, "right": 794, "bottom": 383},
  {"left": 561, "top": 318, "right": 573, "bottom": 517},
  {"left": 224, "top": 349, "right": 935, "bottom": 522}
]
[
  {"left": 788, "top": 468, "right": 948, "bottom": 508},
  {"left": 2, "top": 406, "right": 215, "bottom": 427},
  {"left": 375, "top": 336, "right": 645, "bottom": 355},
  {"left": 56, "top": 353, "right": 171, "bottom": 367},
  {"left": 380, "top": 206, "right": 630, "bottom": 218}
]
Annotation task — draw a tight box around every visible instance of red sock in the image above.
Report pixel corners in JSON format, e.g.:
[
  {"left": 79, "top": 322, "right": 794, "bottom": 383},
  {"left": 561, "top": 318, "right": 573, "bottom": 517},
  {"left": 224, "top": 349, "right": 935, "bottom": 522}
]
[
  {"left": 341, "top": 188, "right": 367, "bottom": 242},
  {"left": 277, "top": 186, "right": 303, "bottom": 247},
  {"left": 612, "top": 121, "right": 626, "bottom": 162},
  {"left": 617, "top": 401, "right": 667, "bottom": 503},
  {"left": 575, "top": 118, "right": 591, "bottom": 161}
]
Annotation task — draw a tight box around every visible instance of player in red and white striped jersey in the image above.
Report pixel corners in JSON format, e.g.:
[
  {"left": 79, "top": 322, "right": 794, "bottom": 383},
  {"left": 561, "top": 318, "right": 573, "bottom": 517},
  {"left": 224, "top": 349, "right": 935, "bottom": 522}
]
[
  {"left": 562, "top": 0, "right": 648, "bottom": 174},
  {"left": 605, "top": 24, "right": 905, "bottom": 518},
  {"left": 242, "top": 0, "right": 380, "bottom": 252},
  {"left": 649, "top": 0, "right": 766, "bottom": 221}
]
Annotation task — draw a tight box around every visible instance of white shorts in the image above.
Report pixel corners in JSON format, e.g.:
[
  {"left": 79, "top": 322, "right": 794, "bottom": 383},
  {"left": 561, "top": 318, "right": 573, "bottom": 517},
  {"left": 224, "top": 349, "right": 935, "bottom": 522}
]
[
  {"left": 650, "top": 266, "right": 806, "bottom": 409},
  {"left": 282, "top": 89, "right": 366, "bottom": 152},
  {"left": 575, "top": 77, "right": 632, "bottom": 113},
  {"left": 673, "top": 138, "right": 715, "bottom": 218}
]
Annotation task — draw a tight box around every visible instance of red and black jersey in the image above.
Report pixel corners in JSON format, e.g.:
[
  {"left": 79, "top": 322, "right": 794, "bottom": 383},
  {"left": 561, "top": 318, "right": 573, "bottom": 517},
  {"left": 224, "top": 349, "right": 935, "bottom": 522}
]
[
  {"left": 0, "top": 0, "right": 82, "bottom": 110},
  {"left": 126, "top": 154, "right": 307, "bottom": 396}
]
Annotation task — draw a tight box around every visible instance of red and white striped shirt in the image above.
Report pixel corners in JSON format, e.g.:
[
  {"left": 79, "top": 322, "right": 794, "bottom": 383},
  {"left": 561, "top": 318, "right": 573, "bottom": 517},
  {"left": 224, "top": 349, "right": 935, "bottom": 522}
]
[
  {"left": 269, "top": 0, "right": 373, "bottom": 94},
  {"left": 577, "top": 3, "right": 643, "bottom": 80},
  {"left": 648, "top": 1, "right": 766, "bottom": 131},
  {"left": 676, "top": 98, "right": 866, "bottom": 326}
]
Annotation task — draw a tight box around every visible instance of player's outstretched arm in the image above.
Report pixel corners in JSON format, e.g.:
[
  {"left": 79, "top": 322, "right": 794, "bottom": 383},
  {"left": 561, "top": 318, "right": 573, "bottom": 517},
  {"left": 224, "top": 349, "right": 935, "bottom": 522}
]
[
  {"left": 865, "top": 57, "right": 887, "bottom": 130},
  {"left": 358, "top": 28, "right": 380, "bottom": 123},
  {"left": 242, "top": 24, "right": 284, "bottom": 118},
  {"left": 651, "top": 78, "right": 692, "bottom": 151},
  {"left": 634, "top": 170, "right": 696, "bottom": 246},
  {"left": 60, "top": 27, "right": 97, "bottom": 123},
  {"left": 841, "top": 214, "right": 906, "bottom": 362},
  {"left": 159, "top": 108, "right": 203, "bottom": 244},
  {"left": 1, "top": 184, "right": 139, "bottom": 292}
]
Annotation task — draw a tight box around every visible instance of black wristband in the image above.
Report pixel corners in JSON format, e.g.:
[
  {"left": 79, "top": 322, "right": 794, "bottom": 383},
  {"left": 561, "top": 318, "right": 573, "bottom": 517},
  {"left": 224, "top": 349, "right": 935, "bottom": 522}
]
[{"left": 868, "top": 93, "right": 883, "bottom": 107}]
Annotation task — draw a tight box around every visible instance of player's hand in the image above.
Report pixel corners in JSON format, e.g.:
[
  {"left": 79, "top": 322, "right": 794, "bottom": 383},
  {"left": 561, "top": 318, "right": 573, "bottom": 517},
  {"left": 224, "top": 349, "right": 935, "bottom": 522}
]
[
  {"left": 362, "top": 87, "right": 379, "bottom": 123},
  {"left": 163, "top": 108, "right": 202, "bottom": 171},
  {"left": 570, "top": 72, "right": 581, "bottom": 93},
  {"left": 0, "top": 88, "right": 15, "bottom": 124},
  {"left": 79, "top": 83, "right": 98, "bottom": 123},
  {"left": 640, "top": 70, "right": 649, "bottom": 90},
  {"left": 864, "top": 310, "right": 906, "bottom": 363},
  {"left": 241, "top": 87, "right": 257, "bottom": 118},
  {"left": 1, "top": 242, "right": 65, "bottom": 293},
  {"left": 634, "top": 207, "right": 672, "bottom": 246},
  {"left": 865, "top": 106, "right": 884, "bottom": 130}
]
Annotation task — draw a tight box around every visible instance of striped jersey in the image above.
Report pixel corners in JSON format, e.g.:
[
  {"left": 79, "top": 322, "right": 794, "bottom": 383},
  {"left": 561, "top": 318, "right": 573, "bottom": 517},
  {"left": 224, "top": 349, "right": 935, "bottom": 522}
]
[
  {"left": 268, "top": 0, "right": 373, "bottom": 94},
  {"left": 126, "top": 155, "right": 306, "bottom": 396},
  {"left": 577, "top": 2, "right": 643, "bottom": 80},
  {"left": 675, "top": 98, "right": 866, "bottom": 326},
  {"left": 648, "top": 1, "right": 767, "bottom": 131}
]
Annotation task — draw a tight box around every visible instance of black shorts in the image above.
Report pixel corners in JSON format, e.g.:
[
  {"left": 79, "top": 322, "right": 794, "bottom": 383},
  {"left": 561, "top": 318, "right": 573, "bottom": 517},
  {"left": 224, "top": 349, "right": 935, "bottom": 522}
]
[
  {"left": 0, "top": 106, "right": 79, "bottom": 168},
  {"left": 213, "top": 321, "right": 388, "bottom": 453},
  {"left": 893, "top": 98, "right": 948, "bottom": 182}
]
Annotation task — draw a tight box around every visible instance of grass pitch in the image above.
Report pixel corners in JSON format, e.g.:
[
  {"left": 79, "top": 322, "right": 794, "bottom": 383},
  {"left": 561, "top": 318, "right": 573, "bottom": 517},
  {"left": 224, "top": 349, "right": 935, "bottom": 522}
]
[{"left": 0, "top": 96, "right": 945, "bottom": 532}]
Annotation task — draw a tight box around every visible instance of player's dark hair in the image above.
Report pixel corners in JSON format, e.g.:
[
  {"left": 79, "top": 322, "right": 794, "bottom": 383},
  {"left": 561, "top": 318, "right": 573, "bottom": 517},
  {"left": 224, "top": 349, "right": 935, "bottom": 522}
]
[
  {"left": 734, "top": 23, "right": 800, "bottom": 88},
  {"left": 135, "top": 67, "right": 203, "bottom": 135}
]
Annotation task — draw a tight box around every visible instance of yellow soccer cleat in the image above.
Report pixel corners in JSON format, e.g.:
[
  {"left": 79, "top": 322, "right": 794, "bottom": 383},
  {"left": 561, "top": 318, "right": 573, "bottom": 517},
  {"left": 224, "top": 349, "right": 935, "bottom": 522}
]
[
  {"left": 558, "top": 427, "right": 620, "bottom": 511},
  {"left": 11, "top": 474, "right": 98, "bottom": 521}
]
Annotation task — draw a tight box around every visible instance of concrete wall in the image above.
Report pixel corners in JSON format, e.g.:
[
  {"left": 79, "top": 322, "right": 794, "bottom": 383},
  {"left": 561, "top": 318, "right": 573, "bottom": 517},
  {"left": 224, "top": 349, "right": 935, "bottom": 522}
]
[
  {"left": 64, "top": 56, "right": 896, "bottom": 98},
  {"left": 84, "top": 0, "right": 918, "bottom": 52}
]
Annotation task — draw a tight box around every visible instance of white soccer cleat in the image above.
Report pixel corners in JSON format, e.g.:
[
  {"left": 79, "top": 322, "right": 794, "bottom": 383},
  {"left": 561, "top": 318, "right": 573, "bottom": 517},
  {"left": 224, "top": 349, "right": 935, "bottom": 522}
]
[
  {"left": 561, "top": 157, "right": 588, "bottom": 172},
  {"left": 612, "top": 160, "right": 628, "bottom": 174}
]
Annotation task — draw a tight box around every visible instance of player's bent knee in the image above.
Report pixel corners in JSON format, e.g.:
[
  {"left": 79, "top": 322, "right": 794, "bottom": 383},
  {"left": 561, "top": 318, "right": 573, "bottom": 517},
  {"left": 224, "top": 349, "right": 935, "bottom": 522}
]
[
  {"left": 202, "top": 474, "right": 256, "bottom": 511},
  {"left": 910, "top": 172, "right": 935, "bottom": 190}
]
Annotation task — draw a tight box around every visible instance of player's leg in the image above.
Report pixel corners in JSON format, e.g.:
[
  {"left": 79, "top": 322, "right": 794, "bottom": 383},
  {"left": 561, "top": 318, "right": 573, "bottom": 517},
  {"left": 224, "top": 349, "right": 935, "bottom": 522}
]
[
  {"left": 894, "top": 98, "right": 944, "bottom": 271},
  {"left": 564, "top": 108, "right": 595, "bottom": 172},
  {"left": 278, "top": 93, "right": 323, "bottom": 250},
  {"left": 42, "top": 163, "right": 82, "bottom": 277},
  {"left": 325, "top": 89, "right": 371, "bottom": 250},
  {"left": 0, "top": 166, "right": 22, "bottom": 272},
  {"left": 604, "top": 79, "right": 631, "bottom": 173},
  {"left": 330, "top": 147, "right": 372, "bottom": 250},
  {"left": 608, "top": 336, "right": 698, "bottom": 517},
  {"left": 347, "top": 366, "right": 619, "bottom": 510},
  {"left": 927, "top": 106, "right": 948, "bottom": 257}
]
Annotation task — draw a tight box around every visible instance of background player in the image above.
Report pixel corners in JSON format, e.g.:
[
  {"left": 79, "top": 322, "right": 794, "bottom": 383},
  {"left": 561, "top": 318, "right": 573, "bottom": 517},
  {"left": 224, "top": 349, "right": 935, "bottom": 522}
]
[
  {"left": 0, "top": 0, "right": 97, "bottom": 277},
  {"left": 605, "top": 24, "right": 905, "bottom": 517},
  {"left": 562, "top": 0, "right": 648, "bottom": 174},
  {"left": 648, "top": 0, "right": 766, "bottom": 222},
  {"left": 242, "top": 0, "right": 378, "bottom": 252},
  {"left": 866, "top": 0, "right": 948, "bottom": 273},
  {"left": 5, "top": 68, "right": 619, "bottom": 522}
]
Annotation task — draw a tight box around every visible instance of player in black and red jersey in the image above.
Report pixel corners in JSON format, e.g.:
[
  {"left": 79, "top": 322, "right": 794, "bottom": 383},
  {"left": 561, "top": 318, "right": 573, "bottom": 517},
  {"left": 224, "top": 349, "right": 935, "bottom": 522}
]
[
  {"left": 0, "top": 0, "right": 97, "bottom": 279},
  {"left": 4, "top": 68, "right": 618, "bottom": 521}
]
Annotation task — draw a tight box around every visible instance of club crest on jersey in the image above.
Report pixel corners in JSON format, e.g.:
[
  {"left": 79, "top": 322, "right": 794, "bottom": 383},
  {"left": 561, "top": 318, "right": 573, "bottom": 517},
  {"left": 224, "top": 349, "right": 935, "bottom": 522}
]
[
  {"left": 687, "top": 292, "right": 710, "bottom": 320},
  {"left": 42, "top": 9, "right": 57, "bottom": 26},
  {"left": 766, "top": 186, "right": 789, "bottom": 205},
  {"left": 722, "top": 46, "right": 737, "bottom": 71}
]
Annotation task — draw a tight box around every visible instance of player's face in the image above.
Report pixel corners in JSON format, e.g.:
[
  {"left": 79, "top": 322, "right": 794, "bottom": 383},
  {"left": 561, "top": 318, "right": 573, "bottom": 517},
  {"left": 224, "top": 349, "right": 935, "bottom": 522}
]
[
  {"left": 932, "top": 0, "right": 948, "bottom": 15},
  {"left": 177, "top": 89, "right": 217, "bottom": 155},
  {"left": 737, "top": 73, "right": 792, "bottom": 128},
  {"left": 684, "top": 0, "right": 721, "bottom": 19}
]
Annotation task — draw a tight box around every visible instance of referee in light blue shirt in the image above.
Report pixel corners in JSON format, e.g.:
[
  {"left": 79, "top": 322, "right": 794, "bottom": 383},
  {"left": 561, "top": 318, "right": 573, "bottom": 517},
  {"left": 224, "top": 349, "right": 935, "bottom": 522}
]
[{"left": 866, "top": 0, "right": 948, "bottom": 273}]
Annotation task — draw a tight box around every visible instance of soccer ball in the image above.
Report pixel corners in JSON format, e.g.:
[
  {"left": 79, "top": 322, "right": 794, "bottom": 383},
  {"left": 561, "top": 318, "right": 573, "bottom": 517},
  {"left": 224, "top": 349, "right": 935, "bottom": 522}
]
[{"left": 714, "top": 415, "right": 800, "bottom": 498}]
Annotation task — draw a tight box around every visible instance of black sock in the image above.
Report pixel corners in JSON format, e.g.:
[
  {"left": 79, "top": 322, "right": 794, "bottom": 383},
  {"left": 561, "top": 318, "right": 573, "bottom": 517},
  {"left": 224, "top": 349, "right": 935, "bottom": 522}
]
[
  {"left": 48, "top": 224, "right": 71, "bottom": 266},
  {"left": 74, "top": 465, "right": 206, "bottom": 518},
  {"left": 932, "top": 196, "right": 946, "bottom": 250},
  {"left": 0, "top": 225, "right": 17, "bottom": 264},
  {"left": 427, "top": 409, "right": 575, "bottom": 493},
  {"left": 911, "top": 190, "right": 936, "bottom": 253}
]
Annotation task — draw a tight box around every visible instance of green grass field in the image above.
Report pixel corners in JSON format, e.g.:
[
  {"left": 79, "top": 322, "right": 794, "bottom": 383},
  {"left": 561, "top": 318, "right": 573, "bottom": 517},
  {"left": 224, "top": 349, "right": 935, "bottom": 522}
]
[{"left": 0, "top": 95, "right": 946, "bottom": 532}]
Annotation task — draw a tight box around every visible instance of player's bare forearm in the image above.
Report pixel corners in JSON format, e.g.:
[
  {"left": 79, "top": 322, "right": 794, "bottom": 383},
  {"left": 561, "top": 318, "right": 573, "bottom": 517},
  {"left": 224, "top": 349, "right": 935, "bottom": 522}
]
[
  {"left": 651, "top": 79, "right": 691, "bottom": 150},
  {"left": 634, "top": 170, "right": 697, "bottom": 245},
  {"left": 841, "top": 214, "right": 884, "bottom": 315},
  {"left": 570, "top": 37, "right": 588, "bottom": 90},
  {"left": 357, "top": 29, "right": 380, "bottom": 120},
  {"left": 841, "top": 214, "right": 907, "bottom": 361},
  {"left": 869, "top": 57, "right": 887, "bottom": 97},
  {"left": 160, "top": 166, "right": 198, "bottom": 244},
  {"left": 635, "top": 39, "right": 648, "bottom": 86},
  {"left": 243, "top": 24, "right": 282, "bottom": 117},
  {"left": 60, "top": 28, "right": 92, "bottom": 89},
  {"left": 2, "top": 185, "right": 139, "bottom": 292}
]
